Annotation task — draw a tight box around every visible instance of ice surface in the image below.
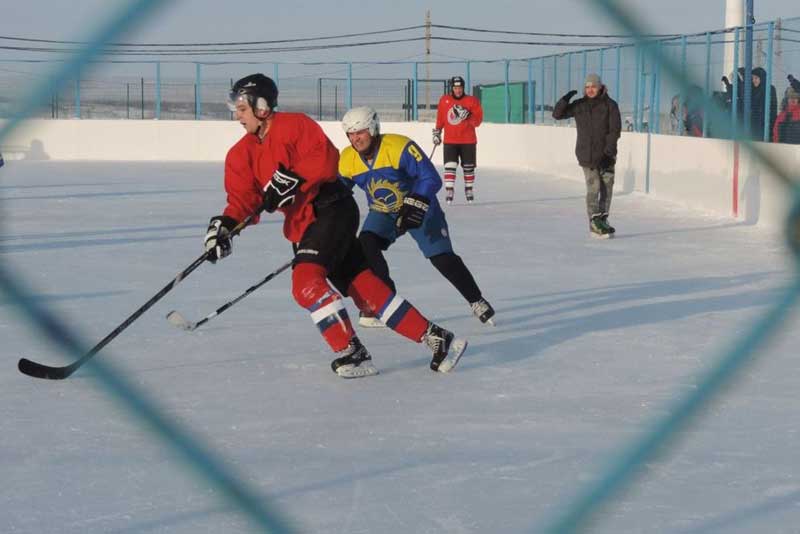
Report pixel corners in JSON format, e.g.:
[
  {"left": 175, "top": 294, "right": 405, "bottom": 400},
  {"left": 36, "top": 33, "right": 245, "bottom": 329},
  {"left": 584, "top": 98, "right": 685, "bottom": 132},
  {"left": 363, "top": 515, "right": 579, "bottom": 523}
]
[{"left": 1, "top": 160, "right": 799, "bottom": 533}]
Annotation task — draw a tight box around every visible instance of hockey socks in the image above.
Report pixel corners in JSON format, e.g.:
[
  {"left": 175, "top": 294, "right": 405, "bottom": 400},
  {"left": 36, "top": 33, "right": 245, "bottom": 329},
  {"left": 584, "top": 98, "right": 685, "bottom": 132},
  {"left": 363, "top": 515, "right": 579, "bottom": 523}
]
[
  {"left": 444, "top": 161, "right": 457, "bottom": 204},
  {"left": 292, "top": 263, "right": 354, "bottom": 352},
  {"left": 348, "top": 269, "right": 428, "bottom": 342},
  {"left": 463, "top": 164, "right": 475, "bottom": 203}
]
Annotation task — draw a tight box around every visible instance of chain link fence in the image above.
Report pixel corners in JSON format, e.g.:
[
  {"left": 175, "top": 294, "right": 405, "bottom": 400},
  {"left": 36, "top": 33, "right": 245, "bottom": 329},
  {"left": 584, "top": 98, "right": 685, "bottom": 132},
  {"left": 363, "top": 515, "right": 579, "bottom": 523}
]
[{"left": 1, "top": 16, "right": 797, "bottom": 144}]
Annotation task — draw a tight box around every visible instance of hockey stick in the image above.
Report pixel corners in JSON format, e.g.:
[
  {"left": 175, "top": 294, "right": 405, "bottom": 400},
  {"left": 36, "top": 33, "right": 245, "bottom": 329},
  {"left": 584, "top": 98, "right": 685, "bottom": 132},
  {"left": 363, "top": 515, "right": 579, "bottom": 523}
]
[
  {"left": 430, "top": 144, "right": 438, "bottom": 160},
  {"left": 17, "top": 212, "right": 260, "bottom": 380},
  {"left": 166, "top": 258, "right": 293, "bottom": 331}
]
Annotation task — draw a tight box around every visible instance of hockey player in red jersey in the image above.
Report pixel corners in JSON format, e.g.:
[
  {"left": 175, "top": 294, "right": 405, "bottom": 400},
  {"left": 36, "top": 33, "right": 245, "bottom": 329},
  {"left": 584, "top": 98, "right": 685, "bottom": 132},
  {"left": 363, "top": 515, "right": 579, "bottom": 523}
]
[
  {"left": 204, "top": 74, "right": 467, "bottom": 378},
  {"left": 434, "top": 76, "right": 484, "bottom": 204}
]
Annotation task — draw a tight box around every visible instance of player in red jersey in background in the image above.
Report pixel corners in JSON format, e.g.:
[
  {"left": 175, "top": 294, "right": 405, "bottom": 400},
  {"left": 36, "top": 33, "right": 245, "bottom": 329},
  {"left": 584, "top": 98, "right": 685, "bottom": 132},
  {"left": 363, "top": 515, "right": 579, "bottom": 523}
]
[
  {"left": 433, "top": 76, "right": 484, "bottom": 204},
  {"left": 203, "top": 74, "right": 468, "bottom": 378}
]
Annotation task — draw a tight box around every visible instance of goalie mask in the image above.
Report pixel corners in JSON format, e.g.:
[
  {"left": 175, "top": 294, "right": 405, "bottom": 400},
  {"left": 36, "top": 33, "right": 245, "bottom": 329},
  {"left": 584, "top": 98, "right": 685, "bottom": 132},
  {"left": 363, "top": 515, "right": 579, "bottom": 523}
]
[
  {"left": 342, "top": 106, "right": 380, "bottom": 137},
  {"left": 227, "top": 74, "right": 278, "bottom": 114}
]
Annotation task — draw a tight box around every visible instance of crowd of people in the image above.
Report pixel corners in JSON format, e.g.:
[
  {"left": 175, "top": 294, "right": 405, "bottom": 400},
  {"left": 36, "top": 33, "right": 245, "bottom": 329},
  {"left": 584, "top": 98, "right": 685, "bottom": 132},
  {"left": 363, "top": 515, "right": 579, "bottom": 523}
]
[{"left": 672, "top": 70, "right": 800, "bottom": 144}]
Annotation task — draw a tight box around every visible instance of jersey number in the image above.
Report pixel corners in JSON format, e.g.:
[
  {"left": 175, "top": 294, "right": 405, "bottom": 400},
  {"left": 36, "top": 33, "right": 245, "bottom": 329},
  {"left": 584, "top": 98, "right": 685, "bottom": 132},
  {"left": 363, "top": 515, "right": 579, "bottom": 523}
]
[{"left": 407, "top": 144, "right": 423, "bottom": 162}]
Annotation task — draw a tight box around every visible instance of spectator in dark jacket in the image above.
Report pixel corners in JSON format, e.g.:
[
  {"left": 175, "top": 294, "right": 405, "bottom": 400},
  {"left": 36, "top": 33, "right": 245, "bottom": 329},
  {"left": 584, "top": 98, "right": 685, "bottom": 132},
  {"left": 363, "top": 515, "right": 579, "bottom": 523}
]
[
  {"left": 773, "top": 77, "right": 800, "bottom": 145},
  {"left": 553, "top": 73, "right": 622, "bottom": 238},
  {"left": 751, "top": 67, "right": 778, "bottom": 142}
]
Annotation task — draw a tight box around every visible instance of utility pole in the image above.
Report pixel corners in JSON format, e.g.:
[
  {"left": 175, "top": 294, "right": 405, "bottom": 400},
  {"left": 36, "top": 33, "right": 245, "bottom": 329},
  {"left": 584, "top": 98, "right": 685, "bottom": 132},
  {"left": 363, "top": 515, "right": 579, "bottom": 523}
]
[
  {"left": 723, "top": 0, "right": 744, "bottom": 83},
  {"left": 775, "top": 18, "right": 783, "bottom": 78},
  {"left": 425, "top": 10, "right": 431, "bottom": 120}
]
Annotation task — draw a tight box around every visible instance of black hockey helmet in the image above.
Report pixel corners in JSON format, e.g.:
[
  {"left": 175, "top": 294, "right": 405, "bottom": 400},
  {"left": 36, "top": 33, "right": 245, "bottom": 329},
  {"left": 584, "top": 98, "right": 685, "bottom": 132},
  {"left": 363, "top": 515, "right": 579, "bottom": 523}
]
[
  {"left": 450, "top": 76, "right": 465, "bottom": 88},
  {"left": 227, "top": 73, "right": 278, "bottom": 113}
]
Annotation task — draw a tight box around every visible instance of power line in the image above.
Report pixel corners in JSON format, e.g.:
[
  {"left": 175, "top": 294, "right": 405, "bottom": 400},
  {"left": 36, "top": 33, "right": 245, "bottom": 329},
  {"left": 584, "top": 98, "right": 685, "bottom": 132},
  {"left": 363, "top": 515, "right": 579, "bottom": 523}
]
[
  {"left": 0, "top": 37, "right": 428, "bottom": 56},
  {"left": 0, "top": 25, "right": 425, "bottom": 47},
  {"left": 432, "top": 23, "right": 679, "bottom": 39}
]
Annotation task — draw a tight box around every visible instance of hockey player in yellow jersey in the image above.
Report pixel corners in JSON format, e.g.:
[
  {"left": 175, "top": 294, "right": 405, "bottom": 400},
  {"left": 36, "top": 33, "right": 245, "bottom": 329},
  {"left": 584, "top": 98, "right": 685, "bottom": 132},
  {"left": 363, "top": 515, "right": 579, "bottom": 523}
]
[{"left": 338, "top": 107, "right": 495, "bottom": 327}]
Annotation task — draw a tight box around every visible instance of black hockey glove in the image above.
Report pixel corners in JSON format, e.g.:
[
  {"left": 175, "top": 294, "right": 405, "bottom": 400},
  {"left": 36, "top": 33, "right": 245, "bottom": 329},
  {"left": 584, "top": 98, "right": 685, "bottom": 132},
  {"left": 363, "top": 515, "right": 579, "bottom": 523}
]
[
  {"left": 452, "top": 104, "right": 471, "bottom": 121},
  {"left": 263, "top": 165, "right": 304, "bottom": 213},
  {"left": 598, "top": 154, "right": 616, "bottom": 171},
  {"left": 432, "top": 128, "right": 442, "bottom": 146},
  {"left": 563, "top": 90, "right": 578, "bottom": 102},
  {"left": 395, "top": 193, "right": 429, "bottom": 232},
  {"left": 205, "top": 215, "right": 236, "bottom": 263}
]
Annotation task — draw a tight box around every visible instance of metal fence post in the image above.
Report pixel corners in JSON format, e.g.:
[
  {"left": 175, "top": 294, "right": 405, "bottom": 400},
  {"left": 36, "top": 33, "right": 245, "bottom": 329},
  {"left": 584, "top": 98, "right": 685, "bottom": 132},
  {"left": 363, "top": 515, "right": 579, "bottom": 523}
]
[
  {"left": 155, "top": 61, "right": 161, "bottom": 120},
  {"left": 703, "top": 32, "right": 711, "bottom": 137},
  {"left": 346, "top": 62, "right": 352, "bottom": 112},
  {"left": 527, "top": 59, "right": 534, "bottom": 124},
  {"left": 74, "top": 71, "right": 80, "bottom": 119},
  {"left": 764, "top": 21, "right": 775, "bottom": 142},
  {"left": 140, "top": 77, "right": 144, "bottom": 120},
  {"left": 582, "top": 49, "right": 588, "bottom": 82},
  {"left": 733, "top": 28, "right": 740, "bottom": 138},
  {"left": 599, "top": 48, "right": 605, "bottom": 84},
  {"left": 540, "top": 57, "right": 545, "bottom": 124},
  {"left": 567, "top": 52, "right": 572, "bottom": 93},
  {"left": 552, "top": 56, "right": 558, "bottom": 119},
  {"left": 640, "top": 46, "right": 648, "bottom": 131},
  {"left": 504, "top": 59, "right": 510, "bottom": 123},
  {"left": 649, "top": 54, "right": 657, "bottom": 134},
  {"left": 743, "top": 0, "right": 754, "bottom": 138},
  {"left": 634, "top": 45, "right": 641, "bottom": 131},
  {"left": 615, "top": 46, "right": 622, "bottom": 102},
  {"left": 195, "top": 63, "right": 201, "bottom": 120},
  {"left": 654, "top": 41, "right": 662, "bottom": 134},
  {"left": 465, "top": 61, "right": 471, "bottom": 94},
  {"left": 413, "top": 62, "right": 419, "bottom": 121},
  {"left": 679, "top": 35, "right": 687, "bottom": 135}
]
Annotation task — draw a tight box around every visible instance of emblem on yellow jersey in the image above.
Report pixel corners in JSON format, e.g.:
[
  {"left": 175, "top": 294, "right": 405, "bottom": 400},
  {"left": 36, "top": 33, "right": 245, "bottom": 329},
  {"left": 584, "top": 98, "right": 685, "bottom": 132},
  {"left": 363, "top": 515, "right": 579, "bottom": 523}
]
[{"left": 367, "top": 178, "right": 404, "bottom": 213}]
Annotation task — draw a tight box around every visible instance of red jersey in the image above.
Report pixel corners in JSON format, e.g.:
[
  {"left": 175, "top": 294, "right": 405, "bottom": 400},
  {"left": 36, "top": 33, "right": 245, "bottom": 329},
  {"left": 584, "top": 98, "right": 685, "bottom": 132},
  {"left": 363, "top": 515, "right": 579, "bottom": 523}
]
[
  {"left": 435, "top": 93, "right": 483, "bottom": 144},
  {"left": 222, "top": 112, "right": 340, "bottom": 243}
]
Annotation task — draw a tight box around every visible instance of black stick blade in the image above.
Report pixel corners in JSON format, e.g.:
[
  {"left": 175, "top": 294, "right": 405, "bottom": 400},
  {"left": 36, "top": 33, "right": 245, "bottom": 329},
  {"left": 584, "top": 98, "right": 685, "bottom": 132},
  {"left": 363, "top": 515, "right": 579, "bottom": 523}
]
[{"left": 18, "top": 358, "right": 74, "bottom": 380}]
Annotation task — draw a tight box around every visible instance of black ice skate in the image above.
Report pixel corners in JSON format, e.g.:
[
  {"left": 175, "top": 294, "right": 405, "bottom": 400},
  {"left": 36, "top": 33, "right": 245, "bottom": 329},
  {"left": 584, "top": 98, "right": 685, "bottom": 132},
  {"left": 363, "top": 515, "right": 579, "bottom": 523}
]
[
  {"left": 601, "top": 212, "right": 616, "bottom": 235},
  {"left": 445, "top": 187, "right": 454, "bottom": 205},
  {"left": 590, "top": 214, "right": 611, "bottom": 239},
  {"left": 465, "top": 187, "right": 474, "bottom": 204},
  {"left": 330, "top": 337, "right": 379, "bottom": 378},
  {"left": 470, "top": 297, "right": 496, "bottom": 326},
  {"left": 424, "top": 323, "right": 468, "bottom": 373}
]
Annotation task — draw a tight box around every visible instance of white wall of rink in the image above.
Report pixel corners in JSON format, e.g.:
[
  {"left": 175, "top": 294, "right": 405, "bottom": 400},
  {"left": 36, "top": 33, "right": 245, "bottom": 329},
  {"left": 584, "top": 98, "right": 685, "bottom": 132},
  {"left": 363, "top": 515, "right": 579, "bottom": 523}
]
[{"left": 2, "top": 119, "right": 798, "bottom": 230}]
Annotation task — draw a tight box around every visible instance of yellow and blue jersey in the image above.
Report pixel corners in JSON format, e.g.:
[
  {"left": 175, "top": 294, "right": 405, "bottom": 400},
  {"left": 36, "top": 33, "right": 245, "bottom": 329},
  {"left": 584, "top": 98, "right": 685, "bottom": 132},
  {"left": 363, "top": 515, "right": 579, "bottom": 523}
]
[{"left": 338, "top": 134, "right": 441, "bottom": 213}]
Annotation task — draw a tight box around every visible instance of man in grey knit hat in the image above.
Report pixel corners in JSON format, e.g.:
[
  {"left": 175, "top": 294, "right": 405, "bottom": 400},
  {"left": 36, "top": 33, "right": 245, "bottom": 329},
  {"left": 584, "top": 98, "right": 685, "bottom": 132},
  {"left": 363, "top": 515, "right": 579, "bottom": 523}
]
[{"left": 553, "top": 73, "right": 622, "bottom": 238}]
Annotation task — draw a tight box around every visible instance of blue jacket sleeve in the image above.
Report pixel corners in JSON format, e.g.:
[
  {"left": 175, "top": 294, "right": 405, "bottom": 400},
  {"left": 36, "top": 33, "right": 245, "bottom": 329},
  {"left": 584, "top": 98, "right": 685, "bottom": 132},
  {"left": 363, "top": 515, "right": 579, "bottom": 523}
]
[{"left": 399, "top": 140, "right": 442, "bottom": 199}]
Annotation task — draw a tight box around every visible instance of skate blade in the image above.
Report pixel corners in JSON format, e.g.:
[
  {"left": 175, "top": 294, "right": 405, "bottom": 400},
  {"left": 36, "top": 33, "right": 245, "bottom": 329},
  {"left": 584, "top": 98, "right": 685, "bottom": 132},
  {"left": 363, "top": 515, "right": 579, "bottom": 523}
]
[
  {"left": 437, "top": 339, "right": 468, "bottom": 373},
  {"left": 484, "top": 317, "right": 496, "bottom": 327},
  {"left": 358, "top": 316, "right": 386, "bottom": 328},
  {"left": 590, "top": 233, "right": 611, "bottom": 239},
  {"left": 335, "top": 362, "right": 380, "bottom": 378},
  {"left": 166, "top": 311, "right": 195, "bottom": 331}
]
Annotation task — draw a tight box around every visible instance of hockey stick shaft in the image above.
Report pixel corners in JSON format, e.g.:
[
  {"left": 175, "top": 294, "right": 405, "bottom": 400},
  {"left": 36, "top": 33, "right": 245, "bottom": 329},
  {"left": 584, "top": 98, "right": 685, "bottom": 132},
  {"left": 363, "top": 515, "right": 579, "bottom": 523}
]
[
  {"left": 430, "top": 144, "right": 438, "bottom": 160},
  {"left": 176, "top": 259, "right": 293, "bottom": 331},
  {"left": 18, "top": 212, "right": 259, "bottom": 380}
]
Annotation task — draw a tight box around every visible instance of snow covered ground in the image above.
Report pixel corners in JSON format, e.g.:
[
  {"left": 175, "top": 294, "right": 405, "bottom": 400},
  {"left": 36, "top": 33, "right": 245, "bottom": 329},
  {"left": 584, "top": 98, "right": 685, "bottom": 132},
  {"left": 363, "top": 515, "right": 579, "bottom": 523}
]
[{"left": 1, "top": 160, "right": 799, "bottom": 533}]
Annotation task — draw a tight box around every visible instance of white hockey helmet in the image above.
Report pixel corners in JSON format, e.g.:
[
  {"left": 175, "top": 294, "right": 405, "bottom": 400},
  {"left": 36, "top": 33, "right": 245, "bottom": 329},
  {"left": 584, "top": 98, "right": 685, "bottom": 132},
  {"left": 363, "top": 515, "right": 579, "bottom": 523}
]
[{"left": 342, "top": 106, "right": 380, "bottom": 137}]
